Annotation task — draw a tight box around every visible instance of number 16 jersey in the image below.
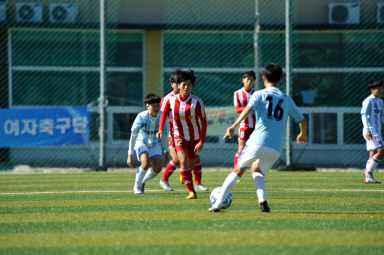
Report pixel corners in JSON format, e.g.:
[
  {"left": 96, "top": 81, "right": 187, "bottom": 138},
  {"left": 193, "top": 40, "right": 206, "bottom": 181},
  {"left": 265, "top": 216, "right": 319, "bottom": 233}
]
[{"left": 247, "top": 87, "right": 304, "bottom": 153}]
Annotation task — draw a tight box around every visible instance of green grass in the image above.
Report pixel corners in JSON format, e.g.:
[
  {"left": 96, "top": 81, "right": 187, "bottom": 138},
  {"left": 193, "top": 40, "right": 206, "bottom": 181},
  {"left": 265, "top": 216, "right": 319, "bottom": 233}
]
[{"left": 0, "top": 170, "right": 383, "bottom": 255}]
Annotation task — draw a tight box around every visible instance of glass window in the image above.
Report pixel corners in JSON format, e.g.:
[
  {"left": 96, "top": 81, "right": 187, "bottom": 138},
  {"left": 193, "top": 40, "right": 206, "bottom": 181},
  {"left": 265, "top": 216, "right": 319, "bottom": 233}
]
[
  {"left": 163, "top": 32, "right": 253, "bottom": 67},
  {"left": 113, "top": 113, "right": 138, "bottom": 140},
  {"left": 313, "top": 113, "right": 337, "bottom": 144},
  {"left": 12, "top": 71, "right": 99, "bottom": 106},
  {"left": 107, "top": 72, "right": 143, "bottom": 106},
  {"left": 12, "top": 29, "right": 143, "bottom": 67},
  {"left": 344, "top": 113, "right": 363, "bottom": 144}
]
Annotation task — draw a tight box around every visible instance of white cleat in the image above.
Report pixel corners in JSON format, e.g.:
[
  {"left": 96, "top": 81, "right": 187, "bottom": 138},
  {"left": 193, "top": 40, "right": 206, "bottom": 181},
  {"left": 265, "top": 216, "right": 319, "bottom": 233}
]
[
  {"left": 133, "top": 185, "right": 143, "bottom": 194},
  {"left": 195, "top": 184, "right": 209, "bottom": 191},
  {"left": 364, "top": 172, "right": 381, "bottom": 184},
  {"left": 133, "top": 183, "right": 145, "bottom": 194},
  {"left": 159, "top": 180, "right": 173, "bottom": 191}
]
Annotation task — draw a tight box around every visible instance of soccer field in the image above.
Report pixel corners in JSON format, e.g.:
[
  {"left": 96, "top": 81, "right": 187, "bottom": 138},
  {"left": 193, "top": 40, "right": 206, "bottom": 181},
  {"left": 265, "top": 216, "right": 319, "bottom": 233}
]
[{"left": 0, "top": 170, "right": 383, "bottom": 255}]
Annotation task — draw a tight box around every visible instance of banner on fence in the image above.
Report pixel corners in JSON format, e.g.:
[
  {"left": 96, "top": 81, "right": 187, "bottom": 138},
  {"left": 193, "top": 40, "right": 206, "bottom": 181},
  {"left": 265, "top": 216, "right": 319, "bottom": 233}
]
[{"left": 0, "top": 107, "right": 90, "bottom": 148}]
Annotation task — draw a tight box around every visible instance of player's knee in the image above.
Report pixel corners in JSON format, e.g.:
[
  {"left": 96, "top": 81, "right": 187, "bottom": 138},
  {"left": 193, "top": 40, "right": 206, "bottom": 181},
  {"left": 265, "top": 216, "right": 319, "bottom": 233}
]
[{"left": 140, "top": 161, "right": 150, "bottom": 170}]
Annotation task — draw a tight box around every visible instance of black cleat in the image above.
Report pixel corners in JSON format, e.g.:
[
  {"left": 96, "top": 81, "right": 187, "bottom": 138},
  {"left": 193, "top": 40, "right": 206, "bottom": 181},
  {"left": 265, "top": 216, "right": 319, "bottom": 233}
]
[
  {"left": 260, "top": 200, "right": 270, "bottom": 212},
  {"left": 208, "top": 206, "right": 221, "bottom": 212}
]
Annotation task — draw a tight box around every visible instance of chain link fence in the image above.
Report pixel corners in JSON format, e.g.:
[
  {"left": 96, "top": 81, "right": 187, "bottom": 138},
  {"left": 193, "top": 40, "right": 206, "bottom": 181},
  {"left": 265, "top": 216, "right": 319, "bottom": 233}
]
[{"left": 0, "top": 0, "right": 383, "bottom": 170}]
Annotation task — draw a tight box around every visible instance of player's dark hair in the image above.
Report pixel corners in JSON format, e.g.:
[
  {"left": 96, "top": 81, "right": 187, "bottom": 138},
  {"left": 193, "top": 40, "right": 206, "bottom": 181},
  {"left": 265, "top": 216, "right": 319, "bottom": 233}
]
[
  {"left": 243, "top": 71, "right": 256, "bottom": 80},
  {"left": 261, "top": 64, "right": 283, "bottom": 84},
  {"left": 170, "top": 69, "right": 182, "bottom": 83},
  {"left": 174, "top": 69, "right": 196, "bottom": 86},
  {"left": 368, "top": 78, "right": 383, "bottom": 92},
  {"left": 144, "top": 93, "right": 161, "bottom": 105}
]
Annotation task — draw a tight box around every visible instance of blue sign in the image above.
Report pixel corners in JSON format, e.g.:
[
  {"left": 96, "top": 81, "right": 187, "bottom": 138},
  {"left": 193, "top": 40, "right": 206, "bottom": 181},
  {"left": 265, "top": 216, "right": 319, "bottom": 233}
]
[{"left": 0, "top": 107, "right": 90, "bottom": 147}]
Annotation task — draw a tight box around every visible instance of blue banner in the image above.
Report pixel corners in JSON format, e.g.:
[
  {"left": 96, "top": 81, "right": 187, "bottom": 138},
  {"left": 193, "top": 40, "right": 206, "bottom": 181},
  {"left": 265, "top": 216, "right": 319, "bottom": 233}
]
[{"left": 0, "top": 107, "right": 90, "bottom": 148}]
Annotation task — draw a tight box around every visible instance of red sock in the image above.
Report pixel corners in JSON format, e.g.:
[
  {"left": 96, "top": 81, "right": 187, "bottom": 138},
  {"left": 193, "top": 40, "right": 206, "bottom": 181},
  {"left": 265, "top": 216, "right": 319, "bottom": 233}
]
[
  {"left": 234, "top": 152, "right": 241, "bottom": 167},
  {"left": 180, "top": 168, "right": 195, "bottom": 192},
  {"left": 161, "top": 160, "right": 179, "bottom": 182},
  {"left": 193, "top": 161, "right": 202, "bottom": 185}
]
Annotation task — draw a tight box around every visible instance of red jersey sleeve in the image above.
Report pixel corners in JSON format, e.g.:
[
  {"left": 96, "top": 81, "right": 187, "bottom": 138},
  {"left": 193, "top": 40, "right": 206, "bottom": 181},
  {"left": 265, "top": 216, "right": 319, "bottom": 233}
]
[{"left": 159, "top": 99, "right": 171, "bottom": 132}]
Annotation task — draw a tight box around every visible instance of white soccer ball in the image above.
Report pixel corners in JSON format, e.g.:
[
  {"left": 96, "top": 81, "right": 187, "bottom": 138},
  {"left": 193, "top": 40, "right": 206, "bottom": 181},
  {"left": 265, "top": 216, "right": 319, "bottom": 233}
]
[{"left": 209, "top": 187, "right": 233, "bottom": 209}]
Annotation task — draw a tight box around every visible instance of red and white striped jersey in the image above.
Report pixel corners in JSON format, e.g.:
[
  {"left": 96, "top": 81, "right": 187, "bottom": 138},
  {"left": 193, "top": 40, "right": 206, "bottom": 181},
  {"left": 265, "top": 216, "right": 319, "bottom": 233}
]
[
  {"left": 234, "top": 87, "right": 256, "bottom": 128},
  {"left": 159, "top": 93, "right": 207, "bottom": 142}
]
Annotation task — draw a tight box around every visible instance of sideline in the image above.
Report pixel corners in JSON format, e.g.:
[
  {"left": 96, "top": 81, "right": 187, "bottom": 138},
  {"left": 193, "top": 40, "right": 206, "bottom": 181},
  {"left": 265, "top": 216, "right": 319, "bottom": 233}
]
[{"left": 0, "top": 187, "right": 383, "bottom": 196}]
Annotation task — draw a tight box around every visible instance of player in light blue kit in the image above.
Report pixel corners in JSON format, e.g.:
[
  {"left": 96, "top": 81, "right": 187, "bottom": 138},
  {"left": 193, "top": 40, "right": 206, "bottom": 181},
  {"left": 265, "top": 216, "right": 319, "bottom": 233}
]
[
  {"left": 209, "top": 64, "right": 307, "bottom": 212},
  {"left": 361, "top": 78, "right": 383, "bottom": 184},
  {"left": 127, "top": 94, "right": 169, "bottom": 194}
]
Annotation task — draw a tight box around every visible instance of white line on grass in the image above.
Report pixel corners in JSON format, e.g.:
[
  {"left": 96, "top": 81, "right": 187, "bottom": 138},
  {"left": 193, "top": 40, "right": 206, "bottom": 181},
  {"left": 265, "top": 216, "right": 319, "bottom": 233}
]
[{"left": 0, "top": 188, "right": 383, "bottom": 195}]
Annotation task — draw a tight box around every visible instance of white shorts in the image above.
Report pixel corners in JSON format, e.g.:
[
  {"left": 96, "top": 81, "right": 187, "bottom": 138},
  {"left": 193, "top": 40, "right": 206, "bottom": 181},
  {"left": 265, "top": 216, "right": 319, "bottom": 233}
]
[
  {"left": 134, "top": 143, "right": 162, "bottom": 161},
  {"left": 238, "top": 144, "right": 280, "bottom": 175},
  {"left": 363, "top": 132, "right": 384, "bottom": 152}
]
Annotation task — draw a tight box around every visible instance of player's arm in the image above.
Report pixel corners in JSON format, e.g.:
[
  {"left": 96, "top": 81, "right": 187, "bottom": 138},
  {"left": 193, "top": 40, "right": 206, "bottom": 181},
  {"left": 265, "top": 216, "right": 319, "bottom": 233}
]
[
  {"left": 233, "top": 91, "right": 245, "bottom": 114},
  {"left": 363, "top": 101, "right": 376, "bottom": 138},
  {"left": 127, "top": 114, "right": 142, "bottom": 167},
  {"left": 195, "top": 100, "right": 207, "bottom": 153},
  {"left": 127, "top": 132, "right": 137, "bottom": 168},
  {"left": 296, "top": 119, "right": 308, "bottom": 144},
  {"left": 223, "top": 106, "right": 253, "bottom": 140},
  {"left": 156, "top": 99, "right": 171, "bottom": 139}
]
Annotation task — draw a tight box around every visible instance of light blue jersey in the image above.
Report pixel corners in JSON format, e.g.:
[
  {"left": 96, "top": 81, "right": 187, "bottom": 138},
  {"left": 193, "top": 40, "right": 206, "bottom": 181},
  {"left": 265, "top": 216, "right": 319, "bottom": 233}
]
[
  {"left": 361, "top": 95, "right": 384, "bottom": 137},
  {"left": 247, "top": 87, "right": 304, "bottom": 152},
  {"left": 128, "top": 110, "right": 167, "bottom": 155}
]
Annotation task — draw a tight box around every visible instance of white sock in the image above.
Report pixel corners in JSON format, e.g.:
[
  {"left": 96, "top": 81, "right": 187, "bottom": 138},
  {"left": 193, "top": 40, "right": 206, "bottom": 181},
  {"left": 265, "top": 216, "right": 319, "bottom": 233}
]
[
  {"left": 252, "top": 171, "right": 266, "bottom": 203},
  {"left": 135, "top": 167, "right": 146, "bottom": 187},
  {"left": 367, "top": 157, "right": 380, "bottom": 174},
  {"left": 213, "top": 172, "right": 239, "bottom": 209},
  {"left": 365, "top": 160, "right": 370, "bottom": 171},
  {"left": 142, "top": 167, "right": 158, "bottom": 184}
]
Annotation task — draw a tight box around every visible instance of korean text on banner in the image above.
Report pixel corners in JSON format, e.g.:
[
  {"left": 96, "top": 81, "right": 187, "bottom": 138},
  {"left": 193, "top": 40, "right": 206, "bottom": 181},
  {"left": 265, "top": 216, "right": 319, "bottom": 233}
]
[{"left": 0, "top": 107, "right": 90, "bottom": 148}]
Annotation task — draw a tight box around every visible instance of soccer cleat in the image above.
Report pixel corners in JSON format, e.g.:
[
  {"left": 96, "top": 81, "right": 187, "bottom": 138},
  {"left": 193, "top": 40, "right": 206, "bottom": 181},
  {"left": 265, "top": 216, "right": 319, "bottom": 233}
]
[
  {"left": 186, "top": 191, "right": 197, "bottom": 199},
  {"left": 159, "top": 180, "right": 173, "bottom": 191},
  {"left": 208, "top": 206, "right": 220, "bottom": 212},
  {"left": 180, "top": 175, "right": 185, "bottom": 184},
  {"left": 364, "top": 172, "right": 382, "bottom": 184},
  {"left": 260, "top": 200, "right": 270, "bottom": 212},
  {"left": 195, "top": 184, "right": 209, "bottom": 191},
  {"left": 133, "top": 184, "right": 143, "bottom": 194}
]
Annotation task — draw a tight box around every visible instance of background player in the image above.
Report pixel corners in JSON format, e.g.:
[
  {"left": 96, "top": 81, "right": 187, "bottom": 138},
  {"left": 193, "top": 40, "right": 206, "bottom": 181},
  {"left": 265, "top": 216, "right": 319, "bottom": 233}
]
[
  {"left": 361, "top": 78, "right": 383, "bottom": 184},
  {"left": 157, "top": 70, "right": 207, "bottom": 199},
  {"left": 127, "top": 94, "right": 169, "bottom": 194},
  {"left": 159, "top": 70, "right": 209, "bottom": 192},
  {"left": 209, "top": 64, "right": 307, "bottom": 212},
  {"left": 233, "top": 71, "right": 257, "bottom": 167}
]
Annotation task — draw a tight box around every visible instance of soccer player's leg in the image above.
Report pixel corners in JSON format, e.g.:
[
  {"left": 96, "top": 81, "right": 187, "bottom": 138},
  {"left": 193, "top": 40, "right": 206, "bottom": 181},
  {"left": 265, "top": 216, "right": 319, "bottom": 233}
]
[
  {"left": 365, "top": 137, "right": 383, "bottom": 184},
  {"left": 133, "top": 146, "right": 150, "bottom": 194},
  {"left": 160, "top": 147, "right": 179, "bottom": 191},
  {"left": 193, "top": 156, "right": 209, "bottom": 191},
  {"left": 250, "top": 145, "right": 280, "bottom": 212},
  {"left": 176, "top": 138, "right": 197, "bottom": 199}
]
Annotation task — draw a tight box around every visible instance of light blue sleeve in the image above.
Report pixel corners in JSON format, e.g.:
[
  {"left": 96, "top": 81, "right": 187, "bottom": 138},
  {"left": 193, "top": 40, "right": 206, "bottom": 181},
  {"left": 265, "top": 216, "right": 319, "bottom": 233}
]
[
  {"left": 247, "top": 92, "right": 260, "bottom": 112},
  {"left": 361, "top": 99, "right": 371, "bottom": 115},
  {"left": 131, "top": 113, "right": 144, "bottom": 134},
  {"left": 288, "top": 97, "right": 304, "bottom": 123}
]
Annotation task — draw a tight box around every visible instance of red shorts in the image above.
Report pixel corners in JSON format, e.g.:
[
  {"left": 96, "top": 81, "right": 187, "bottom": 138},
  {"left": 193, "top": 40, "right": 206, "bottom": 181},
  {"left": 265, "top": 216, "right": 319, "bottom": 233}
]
[
  {"left": 238, "top": 127, "right": 254, "bottom": 141},
  {"left": 174, "top": 137, "right": 199, "bottom": 159},
  {"left": 169, "top": 135, "right": 175, "bottom": 149}
]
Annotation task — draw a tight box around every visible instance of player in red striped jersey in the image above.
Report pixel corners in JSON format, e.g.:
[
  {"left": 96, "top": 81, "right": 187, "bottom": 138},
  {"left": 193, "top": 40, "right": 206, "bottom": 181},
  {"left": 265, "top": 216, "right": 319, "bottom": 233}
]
[
  {"left": 233, "top": 71, "right": 257, "bottom": 167},
  {"left": 159, "top": 70, "right": 208, "bottom": 192},
  {"left": 157, "top": 70, "right": 207, "bottom": 199}
]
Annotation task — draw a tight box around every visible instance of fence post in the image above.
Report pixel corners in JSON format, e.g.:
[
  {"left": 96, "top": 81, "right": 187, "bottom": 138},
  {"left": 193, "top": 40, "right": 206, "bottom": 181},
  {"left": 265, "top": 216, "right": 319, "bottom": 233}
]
[
  {"left": 99, "top": 0, "right": 106, "bottom": 170},
  {"left": 254, "top": 0, "right": 260, "bottom": 90},
  {"left": 285, "top": 0, "right": 292, "bottom": 167}
]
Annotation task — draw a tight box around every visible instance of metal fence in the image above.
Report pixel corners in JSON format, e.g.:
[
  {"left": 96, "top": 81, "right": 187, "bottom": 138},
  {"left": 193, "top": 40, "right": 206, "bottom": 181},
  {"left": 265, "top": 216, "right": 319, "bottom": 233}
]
[{"left": 0, "top": 0, "right": 383, "bottom": 170}]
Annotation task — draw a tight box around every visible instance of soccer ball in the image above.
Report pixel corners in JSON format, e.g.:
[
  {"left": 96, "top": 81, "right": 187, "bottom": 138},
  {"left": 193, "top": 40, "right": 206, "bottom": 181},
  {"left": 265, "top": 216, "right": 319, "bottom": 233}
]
[{"left": 209, "top": 187, "right": 232, "bottom": 209}]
